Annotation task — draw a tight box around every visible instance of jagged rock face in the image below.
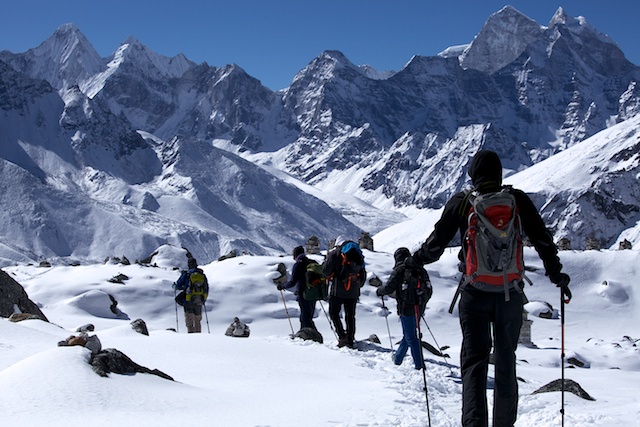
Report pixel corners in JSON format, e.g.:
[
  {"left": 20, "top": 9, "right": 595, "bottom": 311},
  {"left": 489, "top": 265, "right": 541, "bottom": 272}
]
[
  {"left": 0, "top": 269, "right": 48, "bottom": 320},
  {"left": 460, "top": 5, "right": 545, "bottom": 74}
]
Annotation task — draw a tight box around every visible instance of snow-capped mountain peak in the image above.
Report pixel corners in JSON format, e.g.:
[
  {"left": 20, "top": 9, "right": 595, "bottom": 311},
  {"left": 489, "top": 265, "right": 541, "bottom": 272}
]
[
  {"left": 548, "top": 6, "right": 616, "bottom": 46},
  {"left": 460, "top": 5, "right": 544, "bottom": 73},
  {"left": 0, "top": 23, "right": 105, "bottom": 90},
  {"left": 110, "top": 36, "right": 194, "bottom": 78}
]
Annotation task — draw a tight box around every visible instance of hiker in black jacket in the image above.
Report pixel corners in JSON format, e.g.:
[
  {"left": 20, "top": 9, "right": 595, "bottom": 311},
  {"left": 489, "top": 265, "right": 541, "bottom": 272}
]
[
  {"left": 323, "top": 238, "right": 366, "bottom": 348},
  {"left": 279, "top": 246, "right": 317, "bottom": 330},
  {"left": 404, "top": 150, "right": 572, "bottom": 427},
  {"left": 376, "top": 247, "right": 432, "bottom": 369}
]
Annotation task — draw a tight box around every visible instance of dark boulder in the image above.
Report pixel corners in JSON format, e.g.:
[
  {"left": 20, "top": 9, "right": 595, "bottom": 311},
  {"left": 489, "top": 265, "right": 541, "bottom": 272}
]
[
  {"left": 90, "top": 348, "right": 173, "bottom": 381},
  {"left": 0, "top": 269, "right": 48, "bottom": 321},
  {"left": 532, "top": 379, "right": 595, "bottom": 401},
  {"left": 130, "top": 318, "right": 149, "bottom": 336}
]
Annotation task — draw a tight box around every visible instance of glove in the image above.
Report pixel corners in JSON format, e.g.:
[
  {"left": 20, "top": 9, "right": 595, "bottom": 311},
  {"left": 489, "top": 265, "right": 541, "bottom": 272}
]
[
  {"left": 172, "top": 282, "right": 177, "bottom": 290},
  {"left": 369, "top": 276, "right": 382, "bottom": 287},
  {"left": 276, "top": 284, "right": 284, "bottom": 291},
  {"left": 550, "top": 272, "right": 572, "bottom": 302},
  {"left": 376, "top": 287, "right": 384, "bottom": 297}
]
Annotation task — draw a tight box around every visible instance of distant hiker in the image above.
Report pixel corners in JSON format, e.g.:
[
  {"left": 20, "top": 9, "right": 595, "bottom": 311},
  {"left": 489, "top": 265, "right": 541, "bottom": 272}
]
[
  {"left": 376, "top": 247, "right": 432, "bottom": 369},
  {"left": 323, "top": 237, "right": 367, "bottom": 348},
  {"left": 404, "top": 150, "right": 572, "bottom": 427},
  {"left": 277, "top": 246, "right": 317, "bottom": 331},
  {"left": 173, "top": 257, "right": 209, "bottom": 333}
]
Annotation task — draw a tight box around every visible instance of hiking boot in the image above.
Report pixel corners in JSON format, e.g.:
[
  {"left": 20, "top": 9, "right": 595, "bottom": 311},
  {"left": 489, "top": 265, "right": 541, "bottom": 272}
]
[{"left": 337, "top": 337, "right": 350, "bottom": 348}]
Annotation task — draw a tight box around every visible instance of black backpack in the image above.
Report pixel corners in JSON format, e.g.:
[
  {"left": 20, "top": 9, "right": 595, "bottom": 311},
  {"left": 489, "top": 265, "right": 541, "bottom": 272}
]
[{"left": 400, "top": 269, "right": 432, "bottom": 313}]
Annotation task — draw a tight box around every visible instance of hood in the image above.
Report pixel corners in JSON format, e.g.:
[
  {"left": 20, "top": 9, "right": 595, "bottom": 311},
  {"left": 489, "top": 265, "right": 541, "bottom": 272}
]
[
  {"left": 393, "top": 247, "right": 411, "bottom": 267},
  {"left": 468, "top": 150, "right": 503, "bottom": 190}
]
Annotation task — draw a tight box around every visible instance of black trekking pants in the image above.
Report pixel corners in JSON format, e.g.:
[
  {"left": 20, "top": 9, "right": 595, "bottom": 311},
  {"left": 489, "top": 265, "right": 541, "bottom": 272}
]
[
  {"left": 328, "top": 296, "right": 357, "bottom": 344},
  {"left": 459, "top": 288, "right": 524, "bottom": 427}
]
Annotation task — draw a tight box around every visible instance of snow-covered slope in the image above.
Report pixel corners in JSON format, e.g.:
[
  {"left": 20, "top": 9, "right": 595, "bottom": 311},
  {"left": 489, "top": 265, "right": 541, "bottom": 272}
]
[
  {"left": 504, "top": 113, "right": 640, "bottom": 249},
  {"left": 1, "top": 243, "right": 638, "bottom": 426}
]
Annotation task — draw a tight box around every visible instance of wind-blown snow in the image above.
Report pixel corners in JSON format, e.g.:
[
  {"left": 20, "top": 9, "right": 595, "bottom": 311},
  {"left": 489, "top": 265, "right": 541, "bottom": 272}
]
[{"left": 2, "top": 238, "right": 638, "bottom": 426}]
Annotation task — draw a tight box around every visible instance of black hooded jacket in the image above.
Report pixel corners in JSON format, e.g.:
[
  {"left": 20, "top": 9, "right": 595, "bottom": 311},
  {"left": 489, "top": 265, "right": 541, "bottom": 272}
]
[
  {"left": 412, "top": 150, "right": 563, "bottom": 278},
  {"left": 378, "top": 248, "right": 432, "bottom": 316}
]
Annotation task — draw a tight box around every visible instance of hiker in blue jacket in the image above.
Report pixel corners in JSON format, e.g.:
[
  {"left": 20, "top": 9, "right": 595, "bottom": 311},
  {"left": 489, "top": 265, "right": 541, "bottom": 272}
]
[
  {"left": 173, "top": 257, "right": 209, "bottom": 333},
  {"left": 278, "top": 246, "right": 317, "bottom": 331},
  {"left": 376, "top": 247, "right": 432, "bottom": 369}
]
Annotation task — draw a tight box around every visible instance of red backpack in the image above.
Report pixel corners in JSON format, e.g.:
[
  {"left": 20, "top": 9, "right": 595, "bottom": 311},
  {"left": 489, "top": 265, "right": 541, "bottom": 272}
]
[{"left": 463, "top": 187, "right": 527, "bottom": 301}]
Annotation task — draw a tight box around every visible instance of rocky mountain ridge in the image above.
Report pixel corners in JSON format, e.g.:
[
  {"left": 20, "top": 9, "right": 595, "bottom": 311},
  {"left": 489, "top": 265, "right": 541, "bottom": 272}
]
[{"left": 1, "top": 6, "right": 639, "bottom": 264}]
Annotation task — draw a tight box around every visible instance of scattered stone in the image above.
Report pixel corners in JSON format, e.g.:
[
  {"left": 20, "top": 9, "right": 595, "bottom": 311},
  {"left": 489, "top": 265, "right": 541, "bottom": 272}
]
[
  {"left": 532, "top": 379, "right": 596, "bottom": 401},
  {"left": 567, "top": 356, "right": 586, "bottom": 368},
  {"left": 90, "top": 348, "right": 173, "bottom": 381},
  {"left": 557, "top": 237, "right": 571, "bottom": 251},
  {"left": 130, "top": 318, "right": 149, "bottom": 336},
  {"left": 585, "top": 235, "right": 602, "bottom": 251},
  {"left": 58, "top": 331, "right": 102, "bottom": 355},
  {"left": 218, "top": 250, "right": 237, "bottom": 262},
  {"left": 306, "top": 236, "right": 321, "bottom": 254},
  {"left": 536, "top": 302, "right": 555, "bottom": 319},
  {"left": 358, "top": 232, "right": 374, "bottom": 251},
  {"left": 225, "top": 317, "right": 250, "bottom": 337},
  {"left": 619, "top": 239, "right": 633, "bottom": 250},
  {"left": 8, "top": 313, "right": 44, "bottom": 322},
  {"left": 108, "top": 273, "right": 130, "bottom": 284},
  {"left": 38, "top": 260, "right": 52, "bottom": 268},
  {"left": 76, "top": 323, "right": 95, "bottom": 333}
]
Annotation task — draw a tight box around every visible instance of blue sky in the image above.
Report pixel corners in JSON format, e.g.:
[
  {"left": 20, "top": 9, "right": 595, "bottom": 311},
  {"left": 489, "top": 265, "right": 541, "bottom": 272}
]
[{"left": 2, "top": 1, "right": 639, "bottom": 90}]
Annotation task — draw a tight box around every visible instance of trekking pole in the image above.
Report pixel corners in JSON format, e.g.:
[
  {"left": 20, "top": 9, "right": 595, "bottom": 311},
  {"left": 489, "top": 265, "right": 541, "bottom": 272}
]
[
  {"left": 561, "top": 288, "right": 567, "bottom": 426},
  {"left": 415, "top": 305, "right": 432, "bottom": 427},
  {"left": 203, "top": 301, "right": 211, "bottom": 334},
  {"left": 319, "top": 300, "right": 338, "bottom": 340},
  {"left": 279, "top": 288, "right": 295, "bottom": 336},
  {"left": 173, "top": 287, "right": 179, "bottom": 333},
  {"left": 380, "top": 296, "right": 394, "bottom": 351}
]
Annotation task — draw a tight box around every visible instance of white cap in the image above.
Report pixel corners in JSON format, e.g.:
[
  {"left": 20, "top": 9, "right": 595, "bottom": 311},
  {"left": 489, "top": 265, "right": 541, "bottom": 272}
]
[{"left": 334, "top": 235, "right": 348, "bottom": 247}]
